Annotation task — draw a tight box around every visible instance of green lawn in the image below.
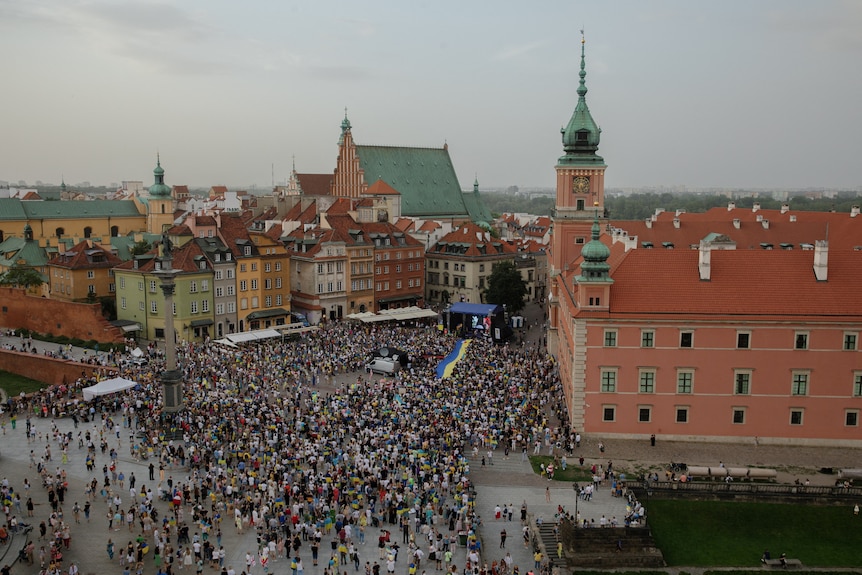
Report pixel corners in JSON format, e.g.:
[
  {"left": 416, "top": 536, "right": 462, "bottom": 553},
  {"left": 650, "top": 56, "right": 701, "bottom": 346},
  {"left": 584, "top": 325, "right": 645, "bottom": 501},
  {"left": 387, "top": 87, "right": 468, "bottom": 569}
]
[
  {"left": 0, "top": 369, "right": 48, "bottom": 397},
  {"left": 649, "top": 499, "right": 862, "bottom": 567},
  {"left": 528, "top": 455, "right": 595, "bottom": 482}
]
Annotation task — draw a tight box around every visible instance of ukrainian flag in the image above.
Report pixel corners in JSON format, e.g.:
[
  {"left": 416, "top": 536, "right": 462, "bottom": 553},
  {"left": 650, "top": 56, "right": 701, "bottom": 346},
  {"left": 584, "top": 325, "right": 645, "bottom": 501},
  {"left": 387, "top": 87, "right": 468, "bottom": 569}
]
[{"left": 436, "top": 339, "right": 471, "bottom": 379}]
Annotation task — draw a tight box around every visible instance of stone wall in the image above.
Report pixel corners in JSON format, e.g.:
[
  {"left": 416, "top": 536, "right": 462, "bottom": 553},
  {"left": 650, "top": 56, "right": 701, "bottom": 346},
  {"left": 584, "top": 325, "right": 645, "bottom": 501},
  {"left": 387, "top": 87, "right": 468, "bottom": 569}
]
[
  {"left": 0, "top": 287, "right": 124, "bottom": 344},
  {"left": 0, "top": 349, "right": 109, "bottom": 387}
]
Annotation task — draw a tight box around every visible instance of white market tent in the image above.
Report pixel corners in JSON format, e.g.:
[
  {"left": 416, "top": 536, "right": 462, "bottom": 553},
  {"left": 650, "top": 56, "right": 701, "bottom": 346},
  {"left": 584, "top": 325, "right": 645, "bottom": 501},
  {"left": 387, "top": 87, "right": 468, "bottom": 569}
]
[
  {"left": 221, "top": 328, "right": 282, "bottom": 344},
  {"left": 350, "top": 306, "right": 439, "bottom": 323},
  {"left": 82, "top": 377, "right": 138, "bottom": 401}
]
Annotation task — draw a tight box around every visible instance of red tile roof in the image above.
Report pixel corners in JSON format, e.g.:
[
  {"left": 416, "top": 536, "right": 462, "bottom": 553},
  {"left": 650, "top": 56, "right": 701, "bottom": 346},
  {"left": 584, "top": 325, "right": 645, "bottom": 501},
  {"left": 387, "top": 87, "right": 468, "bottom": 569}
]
[
  {"left": 417, "top": 220, "right": 442, "bottom": 233},
  {"left": 48, "top": 241, "right": 123, "bottom": 269},
  {"left": 575, "top": 247, "right": 862, "bottom": 318},
  {"left": 296, "top": 173, "right": 333, "bottom": 196},
  {"left": 432, "top": 222, "right": 517, "bottom": 256},
  {"left": 326, "top": 198, "right": 353, "bottom": 214},
  {"left": 365, "top": 179, "right": 400, "bottom": 196},
  {"left": 613, "top": 207, "right": 862, "bottom": 251}
]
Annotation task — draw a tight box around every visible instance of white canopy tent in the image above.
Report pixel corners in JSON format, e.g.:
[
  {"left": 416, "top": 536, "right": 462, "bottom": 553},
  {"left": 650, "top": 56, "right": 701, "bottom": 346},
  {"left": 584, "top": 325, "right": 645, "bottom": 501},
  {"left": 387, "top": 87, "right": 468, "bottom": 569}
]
[
  {"left": 351, "top": 306, "right": 439, "bottom": 323},
  {"left": 82, "top": 377, "right": 138, "bottom": 401}
]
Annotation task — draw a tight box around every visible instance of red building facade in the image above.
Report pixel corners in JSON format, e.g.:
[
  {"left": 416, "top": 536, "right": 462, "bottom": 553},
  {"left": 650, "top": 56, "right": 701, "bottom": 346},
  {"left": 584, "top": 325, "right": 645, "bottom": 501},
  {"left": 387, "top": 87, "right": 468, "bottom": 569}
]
[{"left": 549, "top": 40, "right": 862, "bottom": 445}]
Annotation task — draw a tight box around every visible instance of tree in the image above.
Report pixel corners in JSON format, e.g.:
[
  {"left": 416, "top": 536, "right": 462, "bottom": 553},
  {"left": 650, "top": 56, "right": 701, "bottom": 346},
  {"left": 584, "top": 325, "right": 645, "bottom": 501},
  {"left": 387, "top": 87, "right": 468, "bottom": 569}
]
[
  {"left": 0, "top": 264, "right": 45, "bottom": 289},
  {"left": 129, "top": 239, "right": 152, "bottom": 256},
  {"left": 484, "top": 260, "right": 528, "bottom": 315}
]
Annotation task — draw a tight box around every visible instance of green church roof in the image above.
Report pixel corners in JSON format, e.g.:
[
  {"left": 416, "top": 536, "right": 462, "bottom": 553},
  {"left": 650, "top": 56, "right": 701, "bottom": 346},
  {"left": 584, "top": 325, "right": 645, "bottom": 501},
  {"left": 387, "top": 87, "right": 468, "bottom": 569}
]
[
  {"left": 0, "top": 198, "right": 142, "bottom": 221},
  {"left": 462, "top": 177, "right": 493, "bottom": 224},
  {"left": 148, "top": 155, "right": 172, "bottom": 198},
  {"left": 356, "top": 145, "right": 471, "bottom": 218},
  {"left": 0, "top": 236, "right": 50, "bottom": 268}
]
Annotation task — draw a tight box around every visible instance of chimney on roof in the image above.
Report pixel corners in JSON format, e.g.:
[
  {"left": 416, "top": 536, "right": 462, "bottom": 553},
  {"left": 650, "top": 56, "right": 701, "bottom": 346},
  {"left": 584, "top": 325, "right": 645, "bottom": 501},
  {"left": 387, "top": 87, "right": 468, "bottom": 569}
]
[
  {"left": 733, "top": 218, "right": 741, "bottom": 229},
  {"left": 813, "top": 240, "right": 828, "bottom": 281},
  {"left": 698, "top": 240, "right": 711, "bottom": 281},
  {"left": 780, "top": 203, "right": 790, "bottom": 214},
  {"left": 645, "top": 218, "right": 652, "bottom": 229},
  {"left": 675, "top": 209, "right": 686, "bottom": 217},
  {"left": 727, "top": 201, "right": 736, "bottom": 211},
  {"left": 673, "top": 218, "right": 680, "bottom": 229},
  {"left": 761, "top": 219, "right": 770, "bottom": 229},
  {"left": 852, "top": 205, "right": 860, "bottom": 218},
  {"left": 752, "top": 202, "right": 761, "bottom": 213}
]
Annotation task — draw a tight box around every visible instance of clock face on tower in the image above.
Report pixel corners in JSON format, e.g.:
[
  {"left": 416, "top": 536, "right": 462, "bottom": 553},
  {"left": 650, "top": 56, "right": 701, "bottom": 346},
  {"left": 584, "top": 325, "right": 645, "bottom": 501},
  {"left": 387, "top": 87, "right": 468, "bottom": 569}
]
[{"left": 573, "top": 175, "right": 590, "bottom": 194}]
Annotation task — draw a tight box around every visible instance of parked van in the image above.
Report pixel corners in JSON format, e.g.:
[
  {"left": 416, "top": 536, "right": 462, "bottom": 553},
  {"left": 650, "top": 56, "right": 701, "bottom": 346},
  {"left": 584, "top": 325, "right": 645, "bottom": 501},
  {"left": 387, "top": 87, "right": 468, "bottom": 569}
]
[{"left": 366, "top": 358, "right": 400, "bottom": 375}]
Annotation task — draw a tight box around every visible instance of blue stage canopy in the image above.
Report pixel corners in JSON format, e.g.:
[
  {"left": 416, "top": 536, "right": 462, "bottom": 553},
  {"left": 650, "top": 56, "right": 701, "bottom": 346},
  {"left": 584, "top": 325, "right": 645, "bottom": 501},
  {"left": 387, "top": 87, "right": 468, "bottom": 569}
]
[{"left": 448, "top": 303, "right": 501, "bottom": 316}]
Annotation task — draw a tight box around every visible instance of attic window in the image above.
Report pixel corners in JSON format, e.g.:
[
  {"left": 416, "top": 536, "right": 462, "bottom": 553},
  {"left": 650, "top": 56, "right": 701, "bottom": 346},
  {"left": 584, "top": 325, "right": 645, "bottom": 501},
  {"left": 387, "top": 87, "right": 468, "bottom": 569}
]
[
  {"left": 642, "top": 242, "right": 654, "bottom": 249},
  {"left": 577, "top": 131, "right": 588, "bottom": 141}
]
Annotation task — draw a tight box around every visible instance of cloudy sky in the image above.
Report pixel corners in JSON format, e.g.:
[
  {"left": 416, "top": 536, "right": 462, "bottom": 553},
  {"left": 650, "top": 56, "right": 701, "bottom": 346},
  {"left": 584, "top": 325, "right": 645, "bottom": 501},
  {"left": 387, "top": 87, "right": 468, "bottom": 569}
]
[{"left": 1, "top": 0, "right": 860, "bottom": 191}]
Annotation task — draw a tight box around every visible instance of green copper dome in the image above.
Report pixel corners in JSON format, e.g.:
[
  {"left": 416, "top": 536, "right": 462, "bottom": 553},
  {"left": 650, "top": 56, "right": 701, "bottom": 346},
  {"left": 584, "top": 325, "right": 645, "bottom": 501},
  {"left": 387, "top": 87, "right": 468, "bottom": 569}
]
[
  {"left": 148, "top": 155, "right": 171, "bottom": 198},
  {"left": 559, "top": 38, "right": 604, "bottom": 166},
  {"left": 578, "top": 213, "right": 611, "bottom": 281}
]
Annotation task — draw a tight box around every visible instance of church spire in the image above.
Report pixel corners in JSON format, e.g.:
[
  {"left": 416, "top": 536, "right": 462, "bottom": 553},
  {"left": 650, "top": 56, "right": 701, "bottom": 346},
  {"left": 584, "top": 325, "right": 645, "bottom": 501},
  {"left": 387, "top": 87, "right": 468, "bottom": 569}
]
[
  {"left": 339, "top": 107, "right": 352, "bottom": 145},
  {"left": 559, "top": 33, "right": 604, "bottom": 165},
  {"left": 148, "top": 154, "right": 171, "bottom": 198}
]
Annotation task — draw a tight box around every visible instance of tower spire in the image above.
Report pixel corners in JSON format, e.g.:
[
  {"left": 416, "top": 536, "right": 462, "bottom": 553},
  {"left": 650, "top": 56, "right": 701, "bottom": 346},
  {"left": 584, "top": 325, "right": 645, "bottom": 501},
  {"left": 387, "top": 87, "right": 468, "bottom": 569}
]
[
  {"left": 559, "top": 32, "right": 603, "bottom": 165},
  {"left": 577, "top": 31, "right": 587, "bottom": 99}
]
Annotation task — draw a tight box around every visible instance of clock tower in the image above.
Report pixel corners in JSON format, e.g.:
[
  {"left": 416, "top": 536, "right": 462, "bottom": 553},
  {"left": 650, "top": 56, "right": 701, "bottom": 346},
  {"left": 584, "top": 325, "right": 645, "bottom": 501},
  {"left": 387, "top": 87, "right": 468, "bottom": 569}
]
[
  {"left": 551, "top": 34, "right": 607, "bottom": 275},
  {"left": 548, "top": 35, "right": 607, "bottom": 359}
]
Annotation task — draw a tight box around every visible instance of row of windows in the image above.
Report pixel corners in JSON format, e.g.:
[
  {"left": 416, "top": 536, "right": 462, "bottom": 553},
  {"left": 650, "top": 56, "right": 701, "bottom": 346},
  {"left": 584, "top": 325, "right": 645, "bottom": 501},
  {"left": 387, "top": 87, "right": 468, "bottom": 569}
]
[
  {"left": 599, "top": 369, "right": 862, "bottom": 397},
  {"left": 317, "top": 282, "right": 344, "bottom": 294},
  {"left": 604, "top": 329, "right": 859, "bottom": 351},
  {"left": 133, "top": 299, "right": 211, "bottom": 314},
  {"left": 214, "top": 302, "right": 236, "bottom": 315},
  {"left": 239, "top": 295, "right": 284, "bottom": 309},
  {"left": 428, "top": 260, "right": 483, "bottom": 272},
  {"left": 601, "top": 405, "right": 861, "bottom": 427},
  {"left": 317, "top": 262, "right": 345, "bottom": 274}
]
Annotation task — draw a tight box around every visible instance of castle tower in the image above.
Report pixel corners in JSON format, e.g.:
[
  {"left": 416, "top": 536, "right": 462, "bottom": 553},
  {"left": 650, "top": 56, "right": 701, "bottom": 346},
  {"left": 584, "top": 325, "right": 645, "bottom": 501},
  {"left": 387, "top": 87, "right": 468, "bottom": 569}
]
[
  {"left": 551, "top": 35, "right": 607, "bottom": 273},
  {"left": 549, "top": 34, "right": 607, "bottom": 356}
]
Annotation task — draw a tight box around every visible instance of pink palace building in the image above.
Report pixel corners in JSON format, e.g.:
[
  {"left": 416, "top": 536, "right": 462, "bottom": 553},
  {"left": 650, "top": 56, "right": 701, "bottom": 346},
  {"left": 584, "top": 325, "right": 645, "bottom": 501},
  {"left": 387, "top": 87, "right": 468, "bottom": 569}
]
[{"left": 547, "top": 39, "right": 862, "bottom": 446}]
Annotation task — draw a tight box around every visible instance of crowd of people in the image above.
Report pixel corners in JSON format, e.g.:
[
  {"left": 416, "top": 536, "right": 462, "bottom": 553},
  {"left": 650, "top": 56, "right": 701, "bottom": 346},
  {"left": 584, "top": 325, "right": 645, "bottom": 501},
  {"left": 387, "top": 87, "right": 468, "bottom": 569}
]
[{"left": 2, "top": 319, "right": 569, "bottom": 575}]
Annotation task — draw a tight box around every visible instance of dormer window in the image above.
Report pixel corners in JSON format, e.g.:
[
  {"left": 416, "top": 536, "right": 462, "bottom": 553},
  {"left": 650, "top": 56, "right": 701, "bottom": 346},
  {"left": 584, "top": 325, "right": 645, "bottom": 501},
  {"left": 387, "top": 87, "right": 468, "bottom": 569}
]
[{"left": 577, "top": 131, "right": 588, "bottom": 142}]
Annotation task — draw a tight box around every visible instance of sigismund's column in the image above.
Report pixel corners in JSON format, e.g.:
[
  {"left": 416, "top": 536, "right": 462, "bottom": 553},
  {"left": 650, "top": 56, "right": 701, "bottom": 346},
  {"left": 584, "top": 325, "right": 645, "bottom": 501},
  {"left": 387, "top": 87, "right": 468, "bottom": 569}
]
[{"left": 153, "top": 247, "right": 184, "bottom": 414}]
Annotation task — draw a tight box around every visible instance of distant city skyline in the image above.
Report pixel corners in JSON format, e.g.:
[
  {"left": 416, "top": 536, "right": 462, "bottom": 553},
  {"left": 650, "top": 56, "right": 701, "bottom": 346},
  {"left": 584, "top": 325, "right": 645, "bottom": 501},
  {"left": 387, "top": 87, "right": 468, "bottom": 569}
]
[{"left": 1, "top": 1, "right": 860, "bottom": 191}]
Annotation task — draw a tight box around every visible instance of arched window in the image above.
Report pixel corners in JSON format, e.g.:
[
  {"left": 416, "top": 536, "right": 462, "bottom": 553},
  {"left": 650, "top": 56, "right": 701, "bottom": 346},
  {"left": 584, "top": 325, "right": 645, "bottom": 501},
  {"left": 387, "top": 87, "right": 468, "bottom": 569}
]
[
  {"left": 110, "top": 225, "right": 119, "bottom": 237},
  {"left": 161, "top": 204, "right": 166, "bottom": 214},
  {"left": 84, "top": 226, "right": 92, "bottom": 238},
  {"left": 55, "top": 227, "right": 65, "bottom": 238}
]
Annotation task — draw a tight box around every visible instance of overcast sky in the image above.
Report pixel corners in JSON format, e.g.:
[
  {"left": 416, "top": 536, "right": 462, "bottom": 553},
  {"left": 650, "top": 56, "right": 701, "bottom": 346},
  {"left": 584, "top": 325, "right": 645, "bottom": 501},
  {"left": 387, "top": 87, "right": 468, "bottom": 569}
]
[{"left": 1, "top": 0, "right": 860, "bottom": 191}]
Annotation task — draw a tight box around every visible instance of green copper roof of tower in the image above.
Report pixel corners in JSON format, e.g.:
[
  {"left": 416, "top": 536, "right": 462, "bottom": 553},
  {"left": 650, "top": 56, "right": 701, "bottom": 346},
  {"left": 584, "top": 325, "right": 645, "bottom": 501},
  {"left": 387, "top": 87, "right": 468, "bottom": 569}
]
[
  {"left": 559, "top": 38, "right": 605, "bottom": 166},
  {"left": 148, "top": 156, "right": 172, "bottom": 198},
  {"left": 578, "top": 213, "right": 611, "bottom": 280}
]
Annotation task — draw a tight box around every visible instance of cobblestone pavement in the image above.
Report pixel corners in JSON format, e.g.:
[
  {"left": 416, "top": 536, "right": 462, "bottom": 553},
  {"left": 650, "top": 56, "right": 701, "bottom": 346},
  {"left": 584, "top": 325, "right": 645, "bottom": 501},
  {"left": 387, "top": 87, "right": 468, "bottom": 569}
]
[{"left": 2, "top": 305, "right": 862, "bottom": 575}]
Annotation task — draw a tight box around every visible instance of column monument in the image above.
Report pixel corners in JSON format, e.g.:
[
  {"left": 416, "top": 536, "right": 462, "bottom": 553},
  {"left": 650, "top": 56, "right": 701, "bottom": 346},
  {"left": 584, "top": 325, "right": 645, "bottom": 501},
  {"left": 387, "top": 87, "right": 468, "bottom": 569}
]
[{"left": 153, "top": 234, "right": 184, "bottom": 414}]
